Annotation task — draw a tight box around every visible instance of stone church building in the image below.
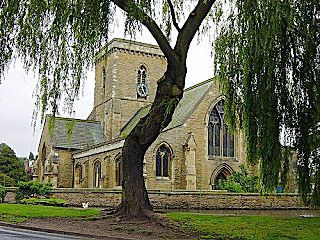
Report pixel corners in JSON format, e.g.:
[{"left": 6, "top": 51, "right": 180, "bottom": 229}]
[{"left": 33, "top": 38, "right": 247, "bottom": 190}]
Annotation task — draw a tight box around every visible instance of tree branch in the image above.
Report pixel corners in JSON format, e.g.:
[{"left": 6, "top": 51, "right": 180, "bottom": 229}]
[
  {"left": 175, "top": 0, "right": 217, "bottom": 57},
  {"left": 111, "top": 0, "right": 179, "bottom": 64},
  {"left": 167, "top": 0, "right": 181, "bottom": 32}
]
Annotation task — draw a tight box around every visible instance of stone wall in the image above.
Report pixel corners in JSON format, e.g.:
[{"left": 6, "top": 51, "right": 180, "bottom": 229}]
[{"left": 5, "top": 188, "right": 304, "bottom": 210}]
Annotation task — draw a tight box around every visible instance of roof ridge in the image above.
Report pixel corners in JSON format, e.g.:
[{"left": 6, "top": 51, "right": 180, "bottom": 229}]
[
  {"left": 184, "top": 78, "right": 214, "bottom": 92},
  {"left": 120, "top": 104, "right": 151, "bottom": 133},
  {"left": 46, "top": 114, "right": 101, "bottom": 124},
  {"left": 72, "top": 137, "right": 123, "bottom": 155}
]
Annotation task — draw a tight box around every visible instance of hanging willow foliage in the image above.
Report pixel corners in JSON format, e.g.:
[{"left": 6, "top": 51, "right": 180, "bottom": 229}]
[
  {"left": 214, "top": 0, "right": 320, "bottom": 205},
  {"left": 0, "top": 0, "right": 114, "bottom": 122},
  {"left": 0, "top": 0, "right": 196, "bottom": 122}
]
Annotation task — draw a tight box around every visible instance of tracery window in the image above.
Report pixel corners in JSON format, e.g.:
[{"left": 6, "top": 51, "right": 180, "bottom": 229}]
[
  {"left": 115, "top": 156, "right": 123, "bottom": 186},
  {"left": 93, "top": 161, "right": 101, "bottom": 188},
  {"left": 137, "top": 65, "right": 147, "bottom": 84},
  {"left": 208, "top": 100, "right": 234, "bottom": 157},
  {"left": 156, "top": 144, "right": 172, "bottom": 178}
]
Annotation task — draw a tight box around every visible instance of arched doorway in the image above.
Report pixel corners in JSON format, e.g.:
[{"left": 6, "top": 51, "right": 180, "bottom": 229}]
[{"left": 210, "top": 164, "right": 233, "bottom": 190}]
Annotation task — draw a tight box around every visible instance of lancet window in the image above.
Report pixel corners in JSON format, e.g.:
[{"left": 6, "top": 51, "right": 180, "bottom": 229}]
[
  {"left": 93, "top": 160, "right": 101, "bottom": 188},
  {"left": 156, "top": 144, "right": 172, "bottom": 178}
]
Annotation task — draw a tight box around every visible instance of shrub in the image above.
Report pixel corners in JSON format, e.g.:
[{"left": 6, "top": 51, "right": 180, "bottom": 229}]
[
  {"left": 0, "top": 185, "right": 6, "bottom": 203},
  {"left": 217, "top": 179, "right": 243, "bottom": 193},
  {"left": 216, "top": 165, "right": 260, "bottom": 193},
  {"left": 16, "top": 181, "right": 52, "bottom": 200},
  {"left": 0, "top": 172, "right": 15, "bottom": 187},
  {"left": 20, "top": 198, "right": 69, "bottom": 207}
]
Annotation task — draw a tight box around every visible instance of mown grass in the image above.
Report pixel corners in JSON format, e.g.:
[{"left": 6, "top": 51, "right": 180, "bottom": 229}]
[
  {"left": 0, "top": 203, "right": 100, "bottom": 223},
  {"left": 168, "top": 212, "right": 320, "bottom": 240}
]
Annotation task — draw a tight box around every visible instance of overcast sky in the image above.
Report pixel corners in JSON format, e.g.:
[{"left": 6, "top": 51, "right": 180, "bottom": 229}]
[{"left": 0, "top": 23, "right": 214, "bottom": 158}]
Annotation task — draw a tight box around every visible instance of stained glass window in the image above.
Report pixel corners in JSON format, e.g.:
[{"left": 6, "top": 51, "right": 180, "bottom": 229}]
[
  {"left": 156, "top": 144, "right": 172, "bottom": 178},
  {"left": 208, "top": 100, "right": 235, "bottom": 157}
]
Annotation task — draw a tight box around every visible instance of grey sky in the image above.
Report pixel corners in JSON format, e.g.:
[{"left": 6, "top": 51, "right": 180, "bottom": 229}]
[{"left": 0, "top": 26, "right": 214, "bottom": 158}]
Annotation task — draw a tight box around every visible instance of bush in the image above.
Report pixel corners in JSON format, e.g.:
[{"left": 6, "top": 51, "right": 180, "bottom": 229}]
[
  {"left": 0, "top": 185, "right": 6, "bottom": 203},
  {"left": 0, "top": 172, "right": 15, "bottom": 187},
  {"left": 16, "top": 181, "right": 53, "bottom": 200},
  {"left": 216, "top": 165, "right": 260, "bottom": 193},
  {"left": 20, "top": 198, "right": 69, "bottom": 207},
  {"left": 217, "top": 179, "right": 243, "bottom": 193}
]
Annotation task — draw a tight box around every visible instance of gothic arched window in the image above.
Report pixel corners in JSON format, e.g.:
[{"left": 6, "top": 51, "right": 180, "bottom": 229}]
[
  {"left": 156, "top": 144, "right": 172, "bottom": 178},
  {"left": 115, "top": 155, "right": 123, "bottom": 186},
  {"left": 93, "top": 161, "right": 101, "bottom": 188},
  {"left": 208, "top": 100, "right": 235, "bottom": 157},
  {"left": 137, "top": 65, "right": 147, "bottom": 84}
]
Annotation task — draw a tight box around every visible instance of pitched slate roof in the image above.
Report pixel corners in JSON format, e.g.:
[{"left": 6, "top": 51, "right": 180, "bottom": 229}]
[
  {"left": 48, "top": 116, "right": 105, "bottom": 150},
  {"left": 121, "top": 78, "right": 214, "bottom": 136}
]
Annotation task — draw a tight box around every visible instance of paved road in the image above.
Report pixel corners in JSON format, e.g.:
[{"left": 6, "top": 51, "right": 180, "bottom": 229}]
[{"left": 0, "top": 226, "right": 81, "bottom": 240}]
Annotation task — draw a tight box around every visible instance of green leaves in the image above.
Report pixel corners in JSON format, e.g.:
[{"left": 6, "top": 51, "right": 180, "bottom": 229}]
[
  {"left": 216, "top": 165, "right": 260, "bottom": 193},
  {"left": 214, "top": 0, "right": 320, "bottom": 204},
  {"left": 0, "top": 185, "right": 6, "bottom": 203},
  {"left": 0, "top": 143, "right": 29, "bottom": 186},
  {"left": 16, "top": 180, "right": 53, "bottom": 200},
  {"left": 0, "top": 0, "right": 114, "bottom": 121}
]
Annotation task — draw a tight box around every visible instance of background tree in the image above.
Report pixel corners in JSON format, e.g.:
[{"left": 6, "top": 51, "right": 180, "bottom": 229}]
[
  {"left": 0, "top": 143, "right": 29, "bottom": 186},
  {"left": 28, "top": 152, "right": 35, "bottom": 161},
  {"left": 214, "top": 0, "right": 319, "bottom": 205}
]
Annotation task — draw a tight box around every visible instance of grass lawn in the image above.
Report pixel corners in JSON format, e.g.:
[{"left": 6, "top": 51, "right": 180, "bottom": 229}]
[
  {"left": 168, "top": 212, "right": 320, "bottom": 240},
  {"left": 0, "top": 203, "right": 100, "bottom": 223}
]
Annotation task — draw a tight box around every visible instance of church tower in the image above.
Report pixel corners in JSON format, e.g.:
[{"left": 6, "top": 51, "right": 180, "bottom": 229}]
[{"left": 88, "top": 38, "right": 167, "bottom": 141}]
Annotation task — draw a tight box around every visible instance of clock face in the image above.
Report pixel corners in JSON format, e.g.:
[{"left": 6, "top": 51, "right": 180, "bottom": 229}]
[{"left": 136, "top": 83, "right": 149, "bottom": 97}]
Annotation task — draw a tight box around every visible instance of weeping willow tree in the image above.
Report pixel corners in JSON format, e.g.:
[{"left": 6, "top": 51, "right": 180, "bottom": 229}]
[
  {"left": 0, "top": 0, "right": 217, "bottom": 218},
  {"left": 1, "top": 0, "right": 318, "bottom": 218},
  {"left": 214, "top": 0, "right": 320, "bottom": 205}
]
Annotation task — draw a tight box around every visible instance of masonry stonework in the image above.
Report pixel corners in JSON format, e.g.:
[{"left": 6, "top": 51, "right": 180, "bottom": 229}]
[{"left": 4, "top": 188, "right": 303, "bottom": 210}]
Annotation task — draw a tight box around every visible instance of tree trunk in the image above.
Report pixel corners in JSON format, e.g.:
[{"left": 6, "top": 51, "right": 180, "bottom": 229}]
[
  {"left": 115, "top": 65, "right": 186, "bottom": 218},
  {"left": 116, "top": 137, "right": 152, "bottom": 217},
  {"left": 111, "top": 0, "right": 216, "bottom": 219}
]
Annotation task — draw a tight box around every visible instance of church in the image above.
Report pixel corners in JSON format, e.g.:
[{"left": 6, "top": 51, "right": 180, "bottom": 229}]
[{"left": 33, "top": 38, "right": 248, "bottom": 190}]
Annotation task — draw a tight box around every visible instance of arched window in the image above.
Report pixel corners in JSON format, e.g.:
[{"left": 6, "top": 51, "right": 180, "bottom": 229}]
[
  {"left": 115, "top": 155, "right": 123, "bottom": 186},
  {"left": 93, "top": 161, "right": 101, "bottom": 188},
  {"left": 102, "top": 67, "right": 106, "bottom": 90},
  {"left": 156, "top": 144, "right": 172, "bottom": 178},
  {"left": 208, "top": 100, "right": 234, "bottom": 157},
  {"left": 137, "top": 65, "right": 147, "bottom": 84}
]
